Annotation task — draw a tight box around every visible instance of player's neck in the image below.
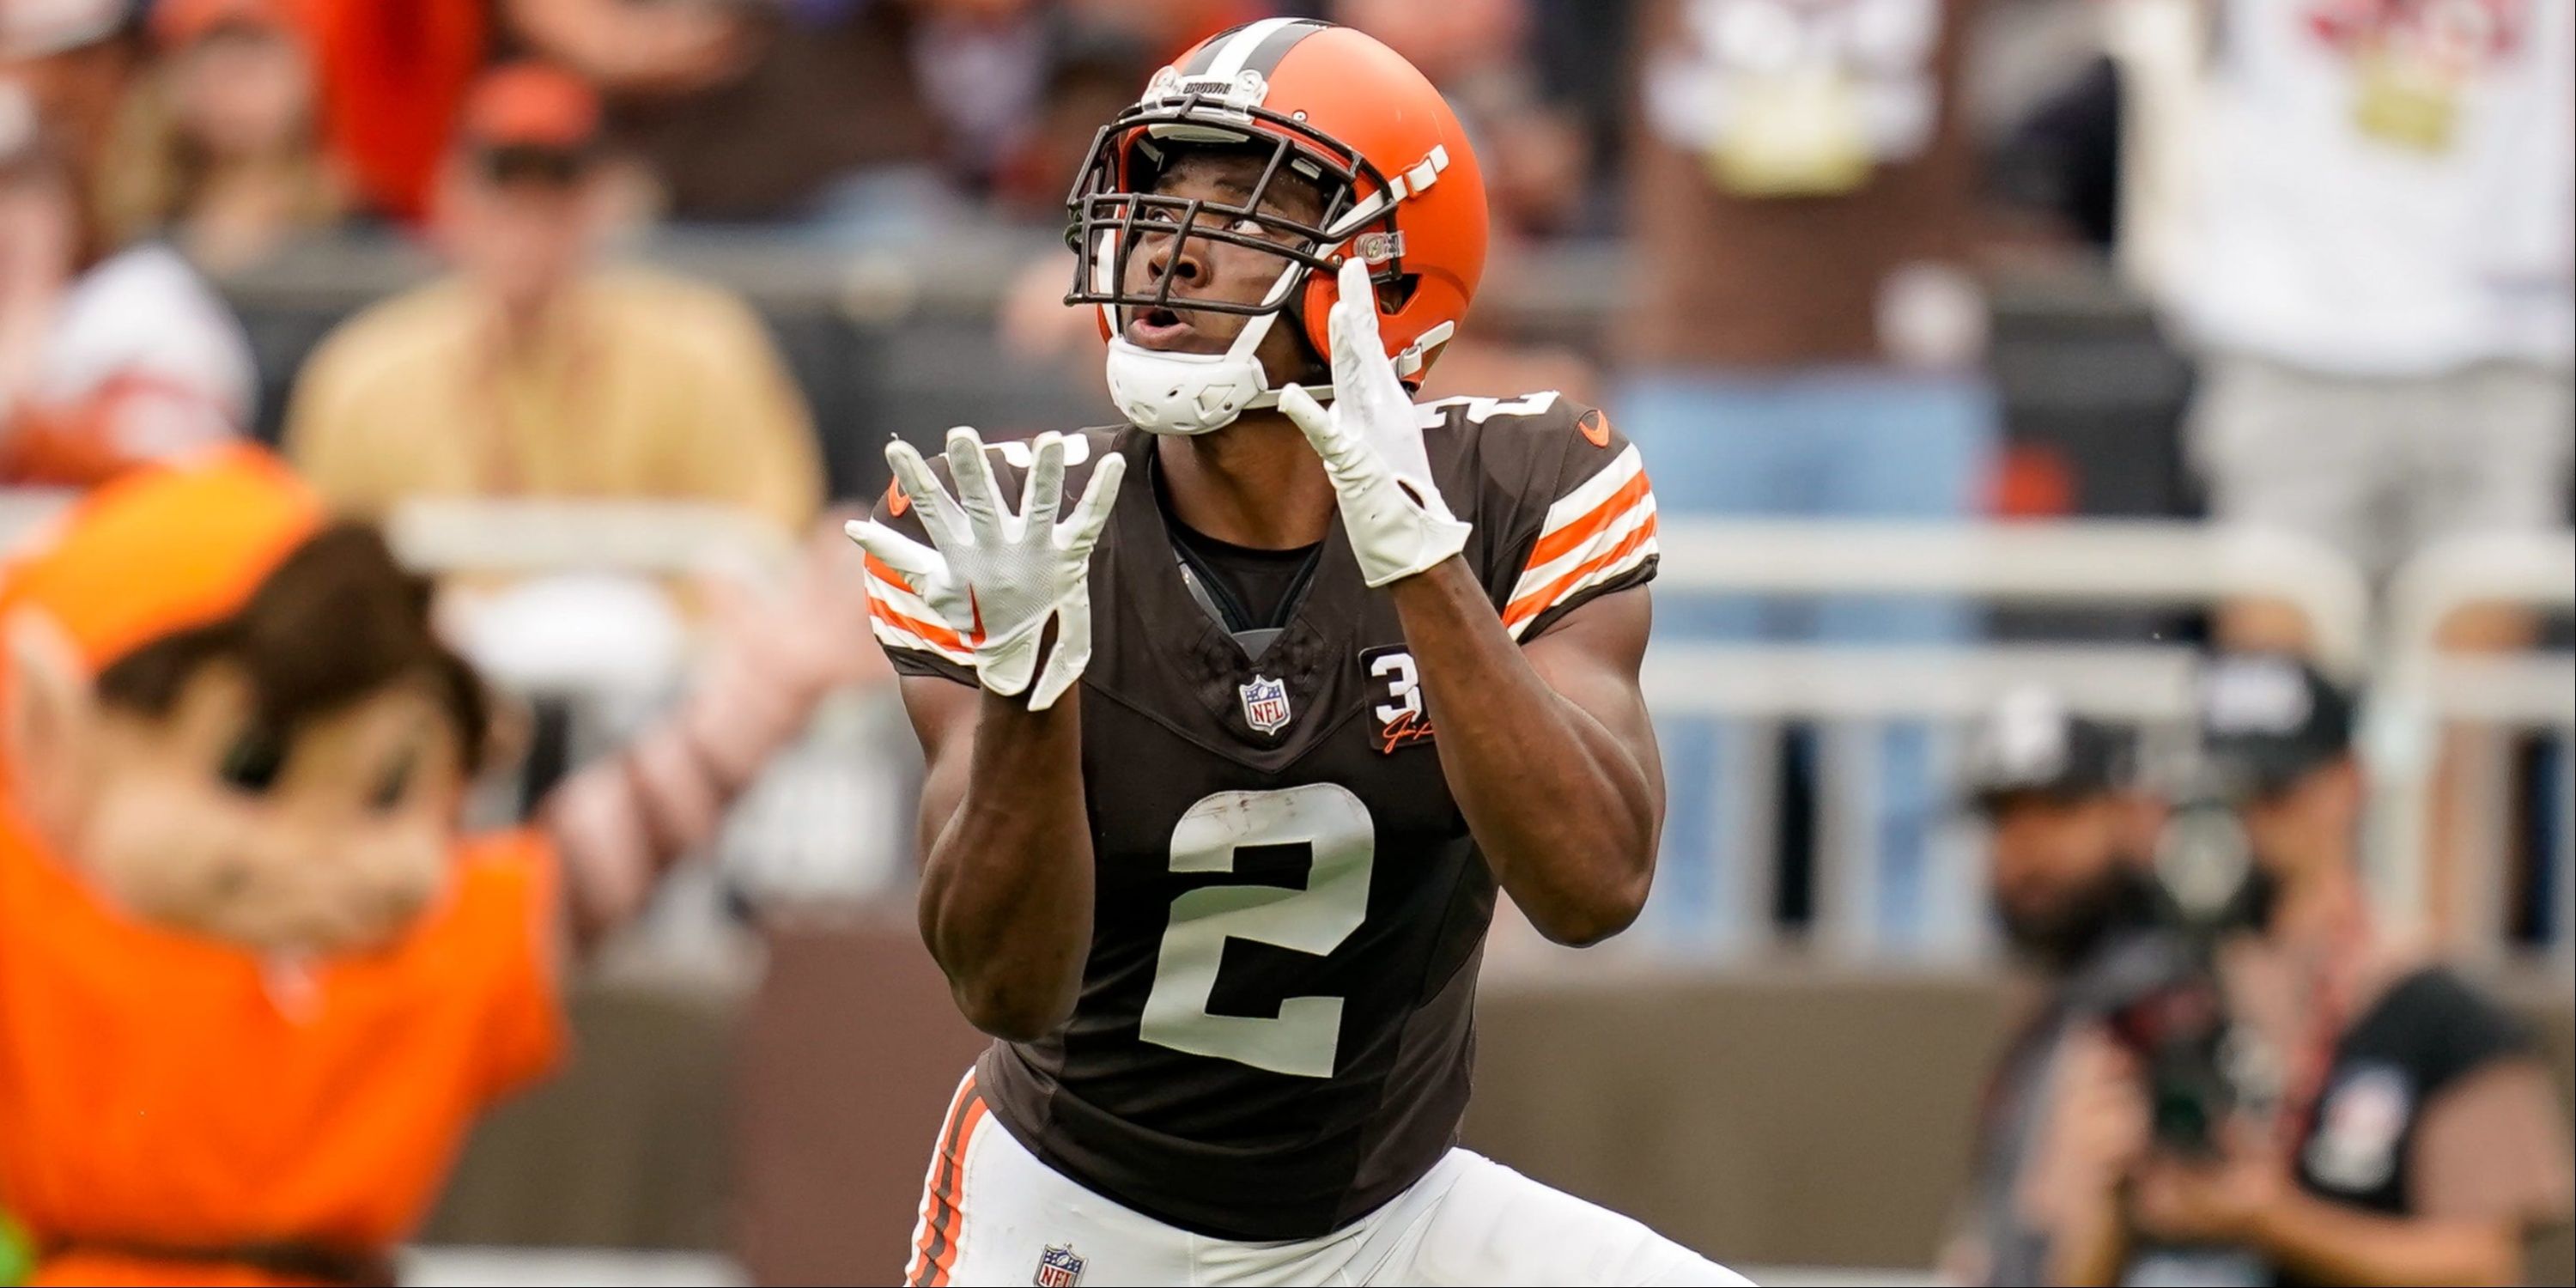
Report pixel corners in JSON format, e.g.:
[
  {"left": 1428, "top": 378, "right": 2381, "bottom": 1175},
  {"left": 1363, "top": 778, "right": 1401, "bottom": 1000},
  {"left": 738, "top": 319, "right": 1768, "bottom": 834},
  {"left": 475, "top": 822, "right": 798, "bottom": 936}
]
[{"left": 1155, "top": 410, "right": 1335, "bottom": 550}]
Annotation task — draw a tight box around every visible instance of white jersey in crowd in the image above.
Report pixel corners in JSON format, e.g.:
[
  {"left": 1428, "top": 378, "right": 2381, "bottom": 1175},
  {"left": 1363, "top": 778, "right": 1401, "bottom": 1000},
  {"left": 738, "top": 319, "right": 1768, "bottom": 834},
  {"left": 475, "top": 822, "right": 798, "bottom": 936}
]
[
  {"left": 2172, "top": 0, "right": 2573, "bottom": 376},
  {"left": 7, "top": 243, "right": 255, "bottom": 460}
]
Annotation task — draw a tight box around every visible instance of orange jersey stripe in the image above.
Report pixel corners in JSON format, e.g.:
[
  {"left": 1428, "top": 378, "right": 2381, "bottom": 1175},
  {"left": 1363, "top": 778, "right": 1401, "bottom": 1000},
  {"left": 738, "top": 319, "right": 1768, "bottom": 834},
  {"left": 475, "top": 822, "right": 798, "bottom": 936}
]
[
  {"left": 864, "top": 553, "right": 917, "bottom": 588},
  {"left": 1504, "top": 513, "right": 1659, "bottom": 630},
  {"left": 870, "top": 597, "right": 970, "bottom": 655},
  {"left": 1522, "top": 469, "right": 1651, "bottom": 574}
]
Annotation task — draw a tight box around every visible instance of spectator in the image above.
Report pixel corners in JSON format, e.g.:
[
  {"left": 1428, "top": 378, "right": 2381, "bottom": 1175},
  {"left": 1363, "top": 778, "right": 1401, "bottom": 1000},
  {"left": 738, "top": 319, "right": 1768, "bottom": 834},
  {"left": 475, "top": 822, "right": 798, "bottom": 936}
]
[
  {"left": 2156, "top": 0, "right": 2573, "bottom": 944},
  {"left": 506, "top": 0, "right": 942, "bottom": 225},
  {"left": 94, "top": 0, "right": 345, "bottom": 274},
  {"left": 283, "top": 64, "right": 823, "bottom": 533},
  {"left": 1621, "top": 0, "right": 2000, "bottom": 947},
  {"left": 2169, "top": 0, "right": 2573, "bottom": 652},
  {"left": 2043, "top": 653, "right": 2574, "bottom": 1285},
  {"left": 1941, "top": 689, "right": 2166, "bottom": 1285},
  {"left": 0, "top": 6, "right": 255, "bottom": 487}
]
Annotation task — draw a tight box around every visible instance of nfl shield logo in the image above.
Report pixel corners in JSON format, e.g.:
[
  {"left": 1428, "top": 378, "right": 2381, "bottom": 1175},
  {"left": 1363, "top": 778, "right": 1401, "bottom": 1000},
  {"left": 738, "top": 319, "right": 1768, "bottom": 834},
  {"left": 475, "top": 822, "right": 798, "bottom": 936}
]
[
  {"left": 1034, "top": 1243, "right": 1085, "bottom": 1287},
  {"left": 1239, "top": 674, "right": 1292, "bottom": 736}
]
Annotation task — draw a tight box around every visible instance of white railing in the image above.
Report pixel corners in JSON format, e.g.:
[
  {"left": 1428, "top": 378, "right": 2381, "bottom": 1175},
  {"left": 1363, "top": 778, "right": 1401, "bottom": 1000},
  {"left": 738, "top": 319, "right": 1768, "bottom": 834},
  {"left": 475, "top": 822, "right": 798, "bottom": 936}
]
[
  {"left": 2365, "top": 532, "right": 2576, "bottom": 955},
  {"left": 385, "top": 497, "right": 799, "bottom": 586},
  {"left": 1644, "top": 519, "right": 2372, "bottom": 952}
]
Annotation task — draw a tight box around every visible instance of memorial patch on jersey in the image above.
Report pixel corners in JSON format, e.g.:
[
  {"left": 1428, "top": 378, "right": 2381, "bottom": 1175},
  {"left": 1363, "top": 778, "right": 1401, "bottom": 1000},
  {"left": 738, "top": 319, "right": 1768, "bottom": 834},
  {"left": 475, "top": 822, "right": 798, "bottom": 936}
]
[
  {"left": 1362, "top": 644, "right": 1434, "bottom": 753},
  {"left": 1239, "top": 672, "right": 1292, "bottom": 736}
]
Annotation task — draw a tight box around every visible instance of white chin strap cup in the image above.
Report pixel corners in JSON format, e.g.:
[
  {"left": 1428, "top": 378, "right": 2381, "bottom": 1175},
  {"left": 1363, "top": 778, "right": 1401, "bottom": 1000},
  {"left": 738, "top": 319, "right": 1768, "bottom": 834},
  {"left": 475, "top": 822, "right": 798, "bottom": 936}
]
[{"left": 1105, "top": 307, "right": 1318, "bottom": 437}]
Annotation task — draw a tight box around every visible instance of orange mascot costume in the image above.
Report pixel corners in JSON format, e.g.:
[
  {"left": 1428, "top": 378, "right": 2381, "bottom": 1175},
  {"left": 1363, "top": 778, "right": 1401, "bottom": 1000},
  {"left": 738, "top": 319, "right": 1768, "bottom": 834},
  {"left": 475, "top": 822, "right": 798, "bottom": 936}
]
[{"left": 0, "top": 447, "right": 879, "bottom": 1285}]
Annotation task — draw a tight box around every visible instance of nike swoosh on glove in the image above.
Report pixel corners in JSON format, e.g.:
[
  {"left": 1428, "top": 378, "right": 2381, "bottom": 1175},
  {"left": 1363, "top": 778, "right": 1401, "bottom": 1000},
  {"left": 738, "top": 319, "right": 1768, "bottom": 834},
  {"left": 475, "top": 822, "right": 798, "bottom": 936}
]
[
  {"left": 1277, "top": 257, "right": 1471, "bottom": 588},
  {"left": 844, "top": 428, "right": 1125, "bottom": 710}
]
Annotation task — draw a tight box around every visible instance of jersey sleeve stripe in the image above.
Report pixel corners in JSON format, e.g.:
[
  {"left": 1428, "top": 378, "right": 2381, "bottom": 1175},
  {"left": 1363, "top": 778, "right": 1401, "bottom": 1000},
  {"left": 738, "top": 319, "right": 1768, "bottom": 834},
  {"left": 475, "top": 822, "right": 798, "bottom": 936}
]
[
  {"left": 862, "top": 552, "right": 973, "bottom": 660},
  {"left": 1505, "top": 489, "right": 1656, "bottom": 615},
  {"left": 1523, "top": 467, "right": 1651, "bottom": 572},
  {"left": 872, "top": 601, "right": 974, "bottom": 661},
  {"left": 1503, "top": 511, "right": 1659, "bottom": 638}
]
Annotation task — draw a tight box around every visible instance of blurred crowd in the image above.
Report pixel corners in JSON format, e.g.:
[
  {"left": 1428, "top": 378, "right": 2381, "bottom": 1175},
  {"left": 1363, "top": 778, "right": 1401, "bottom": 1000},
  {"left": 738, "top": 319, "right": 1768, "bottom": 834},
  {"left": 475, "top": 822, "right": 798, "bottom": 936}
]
[{"left": 0, "top": 0, "right": 2565, "bottom": 924}]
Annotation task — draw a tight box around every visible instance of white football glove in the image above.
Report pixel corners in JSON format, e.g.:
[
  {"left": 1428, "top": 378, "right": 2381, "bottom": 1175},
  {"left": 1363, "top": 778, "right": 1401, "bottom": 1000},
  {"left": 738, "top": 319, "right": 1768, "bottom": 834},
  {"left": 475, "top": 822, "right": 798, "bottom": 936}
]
[
  {"left": 1278, "top": 258, "right": 1470, "bottom": 588},
  {"left": 844, "top": 428, "right": 1126, "bottom": 710}
]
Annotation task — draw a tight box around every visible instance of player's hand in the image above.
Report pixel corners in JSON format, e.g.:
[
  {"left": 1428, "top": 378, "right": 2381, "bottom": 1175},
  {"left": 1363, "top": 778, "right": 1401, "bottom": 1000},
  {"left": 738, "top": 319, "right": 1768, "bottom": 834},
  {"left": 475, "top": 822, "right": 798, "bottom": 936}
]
[
  {"left": 844, "top": 428, "right": 1125, "bottom": 710},
  {"left": 1277, "top": 257, "right": 1470, "bottom": 588}
]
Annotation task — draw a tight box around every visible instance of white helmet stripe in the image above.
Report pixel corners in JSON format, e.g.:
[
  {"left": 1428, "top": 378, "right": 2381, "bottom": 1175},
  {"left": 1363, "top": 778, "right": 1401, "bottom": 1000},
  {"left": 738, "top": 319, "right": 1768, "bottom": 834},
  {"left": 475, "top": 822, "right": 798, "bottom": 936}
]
[{"left": 1204, "top": 17, "right": 1301, "bottom": 79}]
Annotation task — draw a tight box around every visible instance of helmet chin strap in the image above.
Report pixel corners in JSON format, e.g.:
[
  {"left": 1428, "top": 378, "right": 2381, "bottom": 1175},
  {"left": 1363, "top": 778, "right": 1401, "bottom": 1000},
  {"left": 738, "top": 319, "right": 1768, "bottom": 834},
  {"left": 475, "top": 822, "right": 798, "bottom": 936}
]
[
  {"left": 1104, "top": 303, "right": 1327, "bottom": 438},
  {"left": 1102, "top": 228, "right": 1455, "bottom": 438}
]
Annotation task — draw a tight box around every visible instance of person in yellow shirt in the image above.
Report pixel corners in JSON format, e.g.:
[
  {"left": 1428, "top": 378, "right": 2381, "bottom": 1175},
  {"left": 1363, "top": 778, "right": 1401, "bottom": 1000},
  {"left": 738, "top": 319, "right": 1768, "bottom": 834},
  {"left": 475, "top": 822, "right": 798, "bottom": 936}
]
[{"left": 284, "top": 61, "right": 822, "bottom": 535}]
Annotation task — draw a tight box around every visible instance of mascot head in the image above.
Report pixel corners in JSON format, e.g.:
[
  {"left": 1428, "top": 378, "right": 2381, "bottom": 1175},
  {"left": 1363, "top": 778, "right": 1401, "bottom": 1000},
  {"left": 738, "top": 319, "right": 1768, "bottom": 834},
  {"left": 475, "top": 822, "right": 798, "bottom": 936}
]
[{"left": 0, "top": 449, "right": 491, "bottom": 955}]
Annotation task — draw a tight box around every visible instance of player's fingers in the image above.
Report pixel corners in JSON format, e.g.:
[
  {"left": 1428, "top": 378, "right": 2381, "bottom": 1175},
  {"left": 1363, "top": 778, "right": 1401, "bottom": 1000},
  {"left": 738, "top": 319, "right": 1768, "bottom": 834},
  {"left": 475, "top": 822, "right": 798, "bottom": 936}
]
[
  {"left": 1022, "top": 432, "right": 1067, "bottom": 525},
  {"left": 1279, "top": 384, "right": 1367, "bottom": 479},
  {"left": 1058, "top": 452, "right": 1126, "bottom": 556},
  {"left": 1028, "top": 592, "right": 1089, "bottom": 712},
  {"left": 1327, "top": 258, "right": 1382, "bottom": 389},
  {"left": 1277, "top": 383, "right": 1333, "bottom": 448},
  {"left": 841, "top": 519, "right": 944, "bottom": 583},
  {"left": 884, "top": 439, "right": 966, "bottom": 542},
  {"left": 944, "top": 426, "right": 1005, "bottom": 530}
]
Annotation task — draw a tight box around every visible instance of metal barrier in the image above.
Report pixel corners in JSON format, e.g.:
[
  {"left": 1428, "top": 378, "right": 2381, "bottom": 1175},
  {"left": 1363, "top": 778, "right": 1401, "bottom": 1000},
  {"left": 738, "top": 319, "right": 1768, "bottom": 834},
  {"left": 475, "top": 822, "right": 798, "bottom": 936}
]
[
  {"left": 2366, "top": 532, "right": 2576, "bottom": 955},
  {"left": 1643, "top": 518, "right": 2371, "bottom": 952}
]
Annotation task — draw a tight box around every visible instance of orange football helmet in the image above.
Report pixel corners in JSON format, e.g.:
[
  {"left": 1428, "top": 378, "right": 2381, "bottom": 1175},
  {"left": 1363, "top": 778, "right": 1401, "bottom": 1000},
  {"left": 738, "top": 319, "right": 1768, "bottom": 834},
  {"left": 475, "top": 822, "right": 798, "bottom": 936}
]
[{"left": 1066, "top": 19, "right": 1490, "bottom": 434}]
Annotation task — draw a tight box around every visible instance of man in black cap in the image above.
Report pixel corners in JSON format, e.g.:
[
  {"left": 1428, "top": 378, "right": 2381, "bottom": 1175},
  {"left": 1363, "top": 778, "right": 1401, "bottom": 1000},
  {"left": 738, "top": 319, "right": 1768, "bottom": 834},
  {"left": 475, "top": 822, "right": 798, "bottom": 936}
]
[
  {"left": 1945, "top": 687, "right": 2168, "bottom": 1285},
  {"left": 2042, "top": 653, "right": 2574, "bottom": 1286},
  {"left": 1969, "top": 688, "right": 2161, "bottom": 974}
]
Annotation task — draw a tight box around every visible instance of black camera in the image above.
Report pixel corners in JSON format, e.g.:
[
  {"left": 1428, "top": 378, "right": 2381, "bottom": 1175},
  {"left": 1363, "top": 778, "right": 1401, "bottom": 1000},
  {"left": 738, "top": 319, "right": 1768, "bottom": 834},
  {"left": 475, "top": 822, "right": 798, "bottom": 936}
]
[{"left": 2073, "top": 766, "right": 2268, "bottom": 1156}]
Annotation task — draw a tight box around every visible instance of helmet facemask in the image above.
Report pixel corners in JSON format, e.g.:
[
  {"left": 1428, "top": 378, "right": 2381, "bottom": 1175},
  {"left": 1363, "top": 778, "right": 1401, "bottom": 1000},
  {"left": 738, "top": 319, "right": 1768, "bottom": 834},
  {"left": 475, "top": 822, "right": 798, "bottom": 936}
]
[{"left": 1066, "top": 83, "right": 1417, "bottom": 436}]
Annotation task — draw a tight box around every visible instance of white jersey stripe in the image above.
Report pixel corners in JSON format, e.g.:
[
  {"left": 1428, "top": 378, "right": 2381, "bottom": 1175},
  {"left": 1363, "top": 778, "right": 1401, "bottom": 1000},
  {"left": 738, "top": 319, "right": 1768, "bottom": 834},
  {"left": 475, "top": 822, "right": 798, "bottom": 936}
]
[
  {"left": 1531, "top": 444, "right": 1645, "bottom": 538},
  {"left": 1505, "top": 542, "right": 1659, "bottom": 641},
  {"left": 1508, "top": 494, "right": 1658, "bottom": 605}
]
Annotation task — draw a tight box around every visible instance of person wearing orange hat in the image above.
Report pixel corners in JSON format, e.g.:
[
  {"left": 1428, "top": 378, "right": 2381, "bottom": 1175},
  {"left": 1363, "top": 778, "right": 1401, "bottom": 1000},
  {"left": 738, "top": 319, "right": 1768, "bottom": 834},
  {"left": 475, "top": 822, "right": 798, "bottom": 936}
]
[
  {"left": 1, "top": 1, "right": 257, "bottom": 487},
  {"left": 0, "top": 444, "right": 884, "bottom": 1285},
  {"left": 284, "top": 60, "right": 823, "bottom": 538}
]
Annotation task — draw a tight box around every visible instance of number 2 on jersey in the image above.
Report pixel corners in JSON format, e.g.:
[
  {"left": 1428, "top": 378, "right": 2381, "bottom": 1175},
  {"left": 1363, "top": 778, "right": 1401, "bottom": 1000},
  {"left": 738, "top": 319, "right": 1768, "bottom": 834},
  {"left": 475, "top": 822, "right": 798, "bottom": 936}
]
[{"left": 1138, "top": 785, "right": 1374, "bottom": 1078}]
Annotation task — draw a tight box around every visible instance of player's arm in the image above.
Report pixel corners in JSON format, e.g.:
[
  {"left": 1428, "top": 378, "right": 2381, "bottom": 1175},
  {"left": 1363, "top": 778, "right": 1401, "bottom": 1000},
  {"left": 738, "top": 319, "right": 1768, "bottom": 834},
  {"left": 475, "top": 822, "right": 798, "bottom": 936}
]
[
  {"left": 1386, "top": 562, "right": 1657, "bottom": 944},
  {"left": 1279, "top": 260, "right": 1657, "bottom": 945},
  {"left": 847, "top": 429, "right": 1125, "bottom": 1041},
  {"left": 897, "top": 672, "right": 1094, "bottom": 1041}
]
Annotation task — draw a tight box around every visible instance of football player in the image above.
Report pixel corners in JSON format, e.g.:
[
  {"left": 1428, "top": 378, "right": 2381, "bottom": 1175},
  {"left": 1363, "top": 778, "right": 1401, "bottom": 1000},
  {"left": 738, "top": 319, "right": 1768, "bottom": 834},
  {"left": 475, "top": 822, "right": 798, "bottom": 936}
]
[{"left": 848, "top": 19, "right": 1746, "bottom": 1287}]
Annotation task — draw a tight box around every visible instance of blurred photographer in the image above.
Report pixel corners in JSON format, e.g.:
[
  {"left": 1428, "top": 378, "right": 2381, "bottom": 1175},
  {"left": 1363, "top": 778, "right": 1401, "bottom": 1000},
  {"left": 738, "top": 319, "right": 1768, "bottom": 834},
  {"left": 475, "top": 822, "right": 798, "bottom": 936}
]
[
  {"left": 1945, "top": 689, "right": 2166, "bottom": 1285},
  {"left": 2051, "top": 654, "right": 2573, "bottom": 1286}
]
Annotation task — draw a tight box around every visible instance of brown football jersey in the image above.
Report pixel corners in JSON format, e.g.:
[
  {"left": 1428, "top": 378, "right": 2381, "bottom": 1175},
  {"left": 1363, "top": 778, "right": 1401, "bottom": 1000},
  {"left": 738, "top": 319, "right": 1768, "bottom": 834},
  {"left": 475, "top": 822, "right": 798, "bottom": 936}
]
[{"left": 864, "top": 392, "right": 1657, "bottom": 1240}]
